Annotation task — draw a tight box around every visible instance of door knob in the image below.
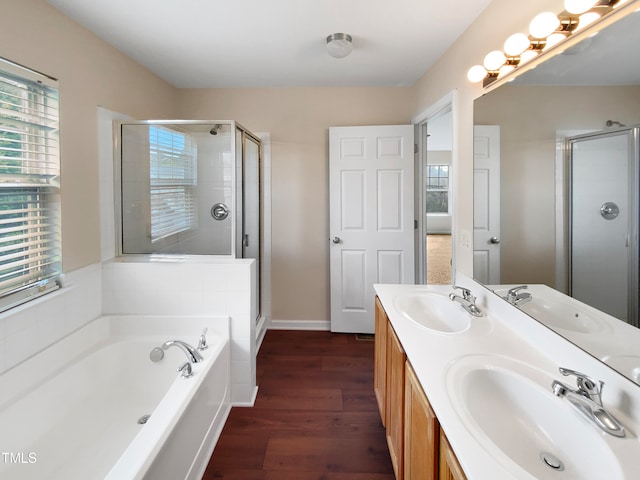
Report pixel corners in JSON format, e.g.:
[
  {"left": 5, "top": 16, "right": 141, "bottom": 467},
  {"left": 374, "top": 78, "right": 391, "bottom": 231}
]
[
  {"left": 490, "top": 236, "right": 500, "bottom": 244},
  {"left": 330, "top": 236, "right": 341, "bottom": 244}
]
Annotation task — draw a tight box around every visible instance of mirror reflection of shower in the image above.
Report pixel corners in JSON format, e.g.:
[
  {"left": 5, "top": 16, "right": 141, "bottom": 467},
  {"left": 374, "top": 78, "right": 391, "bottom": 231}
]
[{"left": 568, "top": 126, "right": 639, "bottom": 327}]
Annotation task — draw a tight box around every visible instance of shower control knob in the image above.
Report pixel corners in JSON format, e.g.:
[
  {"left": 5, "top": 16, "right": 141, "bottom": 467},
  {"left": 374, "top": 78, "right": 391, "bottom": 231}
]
[{"left": 330, "top": 236, "right": 341, "bottom": 244}]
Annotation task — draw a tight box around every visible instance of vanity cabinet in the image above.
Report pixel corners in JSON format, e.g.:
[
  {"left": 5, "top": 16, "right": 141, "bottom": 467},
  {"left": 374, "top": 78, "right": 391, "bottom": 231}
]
[
  {"left": 439, "top": 431, "right": 466, "bottom": 480},
  {"left": 386, "top": 319, "right": 406, "bottom": 479},
  {"left": 375, "top": 296, "right": 467, "bottom": 480},
  {"left": 404, "top": 360, "right": 439, "bottom": 480},
  {"left": 374, "top": 296, "right": 388, "bottom": 425}
]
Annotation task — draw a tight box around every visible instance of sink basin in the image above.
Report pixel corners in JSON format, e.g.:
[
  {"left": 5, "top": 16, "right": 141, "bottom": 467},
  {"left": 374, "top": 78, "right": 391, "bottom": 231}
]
[
  {"left": 492, "top": 285, "right": 611, "bottom": 334},
  {"left": 519, "top": 297, "right": 609, "bottom": 334},
  {"left": 445, "top": 355, "right": 627, "bottom": 479},
  {"left": 393, "top": 292, "right": 471, "bottom": 333},
  {"left": 600, "top": 354, "right": 640, "bottom": 385}
]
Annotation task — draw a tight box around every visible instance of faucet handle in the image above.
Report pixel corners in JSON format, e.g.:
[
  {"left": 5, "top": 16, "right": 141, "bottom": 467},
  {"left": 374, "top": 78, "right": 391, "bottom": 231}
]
[
  {"left": 178, "top": 361, "right": 193, "bottom": 379},
  {"left": 452, "top": 285, "right": 473, "bottom": 300},
  {"left": 559, "top": 367, "right": 603, "bottom": 403},
  {"left": 507, "top": 285, "right": 528, "bottom": 296},
  {"left": 197, "top": 328, "right": 208, "bottom": 351}
]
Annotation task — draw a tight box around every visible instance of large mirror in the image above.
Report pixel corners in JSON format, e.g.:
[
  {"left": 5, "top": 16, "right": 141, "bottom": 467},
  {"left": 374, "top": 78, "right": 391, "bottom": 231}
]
[{"left": 473, "top": 6, "right": 640, "bottom": 385}]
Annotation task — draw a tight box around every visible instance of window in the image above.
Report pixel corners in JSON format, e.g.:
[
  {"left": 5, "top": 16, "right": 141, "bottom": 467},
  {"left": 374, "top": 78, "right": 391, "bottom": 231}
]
[
  {"left": 426, "top": 165, "right": 449, "bottom": 214},
  {"left": 0, "top": 59, "right": 60, "bottom": 312},
  {"left": 148, "top": 126, "right": 197, "bottom": 241}
]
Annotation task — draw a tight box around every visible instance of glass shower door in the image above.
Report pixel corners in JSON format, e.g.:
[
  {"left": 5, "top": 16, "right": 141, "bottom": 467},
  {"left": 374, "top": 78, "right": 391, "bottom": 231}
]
[
  {"left": 569, "top": 128, "right": 638, "bottom": 325},
  {"left": 241, "top": 132, "right": 261, "bottom": 321}
]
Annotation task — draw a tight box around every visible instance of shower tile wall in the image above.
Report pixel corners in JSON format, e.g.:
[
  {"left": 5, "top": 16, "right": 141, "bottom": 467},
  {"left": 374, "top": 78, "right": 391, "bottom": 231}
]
[{"left": 102, "top": 258, "right": 257, "bottom": 405}]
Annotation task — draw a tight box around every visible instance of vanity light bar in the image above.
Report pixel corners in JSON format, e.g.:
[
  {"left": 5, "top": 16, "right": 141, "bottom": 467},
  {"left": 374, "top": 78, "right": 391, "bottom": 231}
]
[{"left": 467, "top": 0, "right": 624, "bottom": 87}]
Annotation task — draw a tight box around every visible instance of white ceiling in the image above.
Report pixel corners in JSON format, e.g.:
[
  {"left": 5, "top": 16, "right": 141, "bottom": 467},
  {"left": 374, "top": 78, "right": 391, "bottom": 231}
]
[{"left": 47, "top": 0, "right": 493, "bottom": 88}]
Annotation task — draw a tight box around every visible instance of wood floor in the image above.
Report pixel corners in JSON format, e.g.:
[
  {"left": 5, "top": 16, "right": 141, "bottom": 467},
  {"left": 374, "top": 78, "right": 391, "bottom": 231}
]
[{"left": 203, "top": 330, "right": 394, "bottom": 480}]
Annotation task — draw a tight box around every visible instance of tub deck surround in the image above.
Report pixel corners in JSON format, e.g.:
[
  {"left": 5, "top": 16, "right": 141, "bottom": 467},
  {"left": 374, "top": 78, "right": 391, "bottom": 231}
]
[
  {"left": 0, "top": 315, "right": 231, "bottom": 480},
  {"left": 102, "top": 256, "right": 259, "bottom": 405},
  {"left": 374, "top": 278, "right": 640, "bottom": 479}
]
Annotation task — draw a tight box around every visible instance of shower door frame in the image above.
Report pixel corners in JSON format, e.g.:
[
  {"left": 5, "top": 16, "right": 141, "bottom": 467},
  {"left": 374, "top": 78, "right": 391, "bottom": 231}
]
[{"left": 567, "top": 126, "right": 639, "bottom": 327}]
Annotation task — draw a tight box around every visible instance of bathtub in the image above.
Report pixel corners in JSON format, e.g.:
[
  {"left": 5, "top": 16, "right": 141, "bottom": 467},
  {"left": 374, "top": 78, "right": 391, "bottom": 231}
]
[{"left": 0, "top": 315, "right": 231, "bottom": 480}]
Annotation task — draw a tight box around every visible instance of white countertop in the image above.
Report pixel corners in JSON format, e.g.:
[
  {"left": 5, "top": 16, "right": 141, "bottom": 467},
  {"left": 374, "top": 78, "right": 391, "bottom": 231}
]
[{"left": 374, "top": 279, "right": 640, "bottom": 480}]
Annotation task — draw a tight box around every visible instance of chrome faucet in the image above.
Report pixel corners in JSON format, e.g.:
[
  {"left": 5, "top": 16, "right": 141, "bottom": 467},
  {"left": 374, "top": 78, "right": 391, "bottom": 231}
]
[
  {"left": 552, "top": 367, "right": 626, "bottom": 437},
  {"left": 448, "top": 285, "right": 483, "bottom": 317},
  {"left": 161, "top": 340, "right": 204, "bottom": 364},
  {"left": 197, "top": 328, "right": 208, "bottom": 351},
  {"left": 504, "top": 285, "right": 532, "bottom": 306}
]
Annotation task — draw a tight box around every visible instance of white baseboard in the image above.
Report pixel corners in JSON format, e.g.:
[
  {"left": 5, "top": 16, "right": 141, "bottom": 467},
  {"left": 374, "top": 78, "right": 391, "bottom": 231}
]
[{"left": 269, "top": 319, "right": 330, "bottom": 331}]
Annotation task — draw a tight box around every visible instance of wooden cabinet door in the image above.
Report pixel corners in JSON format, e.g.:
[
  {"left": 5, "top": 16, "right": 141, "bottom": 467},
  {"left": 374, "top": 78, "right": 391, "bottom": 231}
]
[
  {"left": 404, "top": 361, "right": 439, "bottom": 480},
  {"left": 386, "top": 323, "right": 406, "bottom": 479},
  {"left": 374, "top": 296, "right": 388, "bottom": 425},
  {"left": 439, "top": 430, "right": 467, "bottom": 480}
]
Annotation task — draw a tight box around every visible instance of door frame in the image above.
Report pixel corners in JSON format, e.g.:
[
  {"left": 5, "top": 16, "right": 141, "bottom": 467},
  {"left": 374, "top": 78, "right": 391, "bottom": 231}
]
[{"left": 412, "top": 91, "right": 457, "bottom": 285}]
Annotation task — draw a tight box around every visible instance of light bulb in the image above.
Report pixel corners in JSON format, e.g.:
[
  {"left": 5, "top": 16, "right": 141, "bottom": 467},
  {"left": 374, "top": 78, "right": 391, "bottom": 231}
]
[
  {"left": 544, "top": 33, "right": 566, "bottom": 50},
  {"left": 529, "top": 12, "right": 560, "bottom": 38},
  {"left": 467, "top": 65, "right": 488, "bottom": 83},
  {"left": 483, "top": 50, "right": 507, "bottom": 71},
  {"left": 564, "top": 0, "right": 598, "bottom": 14},
  {"left": 504, "top": 33, "right": 530, "bottom": 56},
  {"left": 498, "top": 65, "right": 515, "bottom": 78},
  {"left": 519, "top": 49, "right": 539, "bottom": 64},
  {"left": 576, "top": 11, "right": 601, "bottom": 30}
]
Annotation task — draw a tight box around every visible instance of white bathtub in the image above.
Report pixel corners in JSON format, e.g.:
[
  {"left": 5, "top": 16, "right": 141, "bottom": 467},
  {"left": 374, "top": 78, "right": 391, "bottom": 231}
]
[{"left": 0, "top": 315, "right": 231, "bottom": 480}]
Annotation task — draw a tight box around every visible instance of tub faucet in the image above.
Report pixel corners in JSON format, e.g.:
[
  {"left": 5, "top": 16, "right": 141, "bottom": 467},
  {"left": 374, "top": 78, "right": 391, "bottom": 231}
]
[
  {"left": 448, "top": 286, "right": 483, "bottom": 317},
  {"left": 504, "top": 285, "right": 532, "bottom": 306},
  {"left": 197, "top": 328, "right": 208, "bottom": 351},
  {"left": 178, "top": 361, "right": 193, "bottom": 379},
  {"left": 552, "top": 367, "right": 626, "bottom": 437},
  {"left": 161, "top": 340, "right": 204, "bottom": 364}
]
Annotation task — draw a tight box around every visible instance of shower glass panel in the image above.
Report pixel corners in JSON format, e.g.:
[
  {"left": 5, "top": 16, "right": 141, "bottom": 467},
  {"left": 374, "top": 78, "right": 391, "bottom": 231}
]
[
  {"left": 119, "top": 121, "right": 261, "bottom": 262},
  {"left": 569, "top": 128, "right": 638, "bottom": 325},
  {"left": 242, "top": 133, "right": 261, "bottom": 321}
]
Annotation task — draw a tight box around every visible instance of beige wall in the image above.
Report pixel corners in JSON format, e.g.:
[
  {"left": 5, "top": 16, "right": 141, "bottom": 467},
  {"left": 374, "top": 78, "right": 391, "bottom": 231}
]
[
  {"left": 413, "top": 0, "right": 565, "bottom": 279},
  {"left": 475, "top": 85, "right": 640, "bottom": 286},
  {"left": 3, "top": 0, "right": 581, "bottom": 323},
  {"left": 0, "top": 0, "right": 177, "bottom": 271},
  {"left": 175, "top": 88, "right": 415, "bottom": 321}
]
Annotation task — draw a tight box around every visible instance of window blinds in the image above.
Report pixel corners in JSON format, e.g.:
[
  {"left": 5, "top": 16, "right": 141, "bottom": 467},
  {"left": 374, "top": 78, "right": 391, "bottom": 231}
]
[
  {"left": 0, "top": 59, "right": 61, "bottom": 311},
  {"left": 148, "top": 126, "right": 197, "bottom": 241}
]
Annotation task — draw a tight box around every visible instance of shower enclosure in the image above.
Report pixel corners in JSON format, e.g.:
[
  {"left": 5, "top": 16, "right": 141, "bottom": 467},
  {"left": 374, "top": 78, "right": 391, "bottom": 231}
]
[
  {"left": 118, "top": 120, "right": 262, "bottom": 319},
  {"left": 568, "top": 126, "right": 639, "bottom": 326}
]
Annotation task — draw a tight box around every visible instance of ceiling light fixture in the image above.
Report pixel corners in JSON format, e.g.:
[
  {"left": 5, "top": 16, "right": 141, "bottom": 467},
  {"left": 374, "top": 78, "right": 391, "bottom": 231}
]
[{"left": 326, "top": 33, "right": 353, "bottom": 59}]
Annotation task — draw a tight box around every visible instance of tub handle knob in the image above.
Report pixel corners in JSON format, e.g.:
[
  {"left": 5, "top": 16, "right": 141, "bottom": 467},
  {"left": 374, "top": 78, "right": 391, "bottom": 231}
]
[
  {"left": 198, "top": 328, "right": 208, "bottom": 351},
  {"left": 178, "top": 361, "right": 193, "bottom": 379}
]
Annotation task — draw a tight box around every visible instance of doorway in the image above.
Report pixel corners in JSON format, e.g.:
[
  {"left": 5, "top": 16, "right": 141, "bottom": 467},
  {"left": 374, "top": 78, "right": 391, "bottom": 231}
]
[{"left": 416, "top": 104, "right": 454, "bottom": 285}]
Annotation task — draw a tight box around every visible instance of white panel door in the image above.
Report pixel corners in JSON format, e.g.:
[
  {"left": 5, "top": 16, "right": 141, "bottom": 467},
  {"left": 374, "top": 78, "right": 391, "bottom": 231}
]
[
  {"left": 329, "top": 125, "right": 414, "bottom": 333},
  {"left": 473, "top": 125, "right": 501, "bottom": 285}
]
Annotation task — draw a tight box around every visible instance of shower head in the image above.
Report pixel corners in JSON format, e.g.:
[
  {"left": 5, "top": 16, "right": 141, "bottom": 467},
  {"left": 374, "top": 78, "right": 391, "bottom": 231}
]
[{"left": 209, "top": 124, "right": 222, "bottom": 135}]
